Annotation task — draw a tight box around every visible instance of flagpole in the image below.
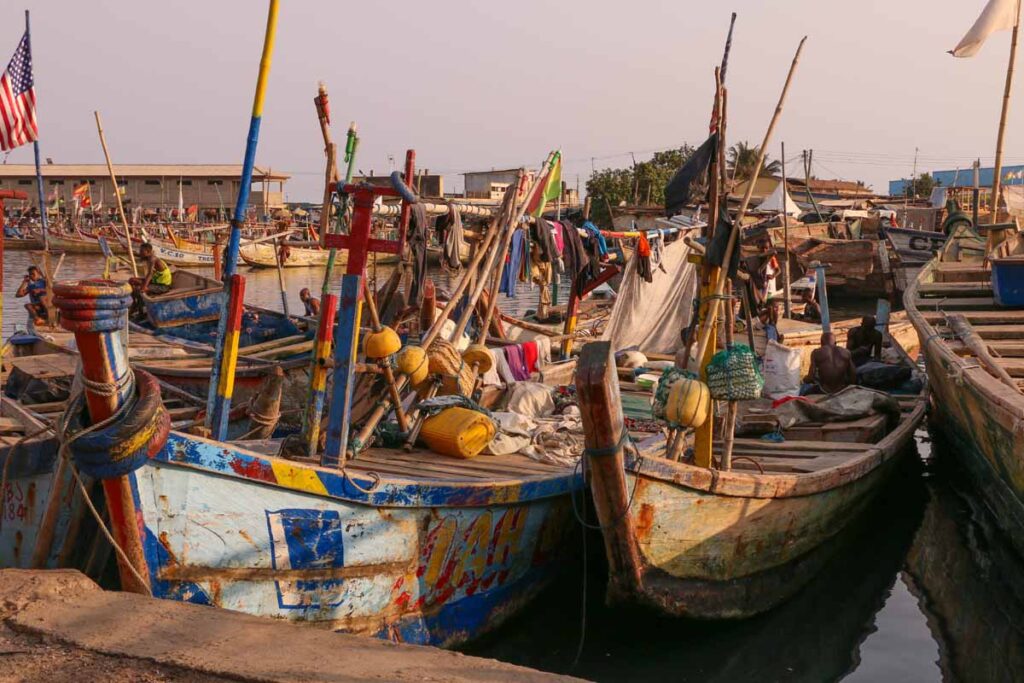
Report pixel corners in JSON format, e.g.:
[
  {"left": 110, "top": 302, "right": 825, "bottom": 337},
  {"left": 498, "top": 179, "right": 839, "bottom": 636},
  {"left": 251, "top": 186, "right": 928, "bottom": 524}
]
[
  {"left": 23, "top": 11, "right": 48, "bottom": 251},
  {"left": 206, "top": 0, "right": 279, "bottom": 439},
  {"left": 990, "top": 0, "right": 1022, "bottom": 247}
]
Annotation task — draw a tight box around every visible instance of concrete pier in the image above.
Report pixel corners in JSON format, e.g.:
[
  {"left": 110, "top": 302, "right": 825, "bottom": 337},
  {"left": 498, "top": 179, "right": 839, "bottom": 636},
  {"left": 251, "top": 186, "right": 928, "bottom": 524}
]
[{"left": 0, "top": 570, "right": 581, "bottom": 682}]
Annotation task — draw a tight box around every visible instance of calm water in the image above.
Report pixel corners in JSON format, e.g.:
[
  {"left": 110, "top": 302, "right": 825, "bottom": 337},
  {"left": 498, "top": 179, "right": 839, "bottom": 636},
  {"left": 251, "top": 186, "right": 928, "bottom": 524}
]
[
  {"left": 1, "top": 252, "right": 568, "bottom": 339},
  {"left": 4, "top": 254, "right": 1023, "bottom": 681},
  {"left": 464, "top": 430, "right": 1024, "bottom": 682}
]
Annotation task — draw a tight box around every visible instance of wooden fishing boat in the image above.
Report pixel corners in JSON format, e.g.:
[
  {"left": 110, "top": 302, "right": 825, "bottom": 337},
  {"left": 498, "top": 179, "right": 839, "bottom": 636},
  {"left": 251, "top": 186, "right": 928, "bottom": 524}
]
[
  {"left": 765, "top": 222, "right": 896, "bottom": 297},
  {"left": 2, "top": 236, "right": 43, "bottom": 250},
  {"left": 140, "top": 269, "right": 227, "bottom": 328},
  {"left": 239, "top": 240, "right": 334, "bottom": 267},
  {"left": 904, "top": 226, "right": 1024, "bottom": 555},
  {"left": 47, "top": 232, "right": 122, "bottom": 254},
  {"left": 576, "top": 339, "right": 927, "bottom": 619}
]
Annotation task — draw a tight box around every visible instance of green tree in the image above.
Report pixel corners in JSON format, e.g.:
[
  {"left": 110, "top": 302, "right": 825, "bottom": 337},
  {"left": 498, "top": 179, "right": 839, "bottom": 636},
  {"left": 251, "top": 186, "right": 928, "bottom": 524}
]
[
  {"left": 907, "top": 173, "right": 936, "bottom": 198},
  {"left": 727, "top": 141, "right": 781, "bottom": 182},
  {"left": 585, "top": 145, "right": 695, "bottom": 227}
]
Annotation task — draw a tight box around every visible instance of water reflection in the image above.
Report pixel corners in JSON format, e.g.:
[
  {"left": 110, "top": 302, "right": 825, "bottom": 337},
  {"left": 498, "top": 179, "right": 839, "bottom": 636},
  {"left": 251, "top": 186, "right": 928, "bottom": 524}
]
[
  {"left": 904, "top": 431, "right": 1024, "bottom": 683},
  {"left": 466, "top": 431, "right": 1024, "bottom": 682}
]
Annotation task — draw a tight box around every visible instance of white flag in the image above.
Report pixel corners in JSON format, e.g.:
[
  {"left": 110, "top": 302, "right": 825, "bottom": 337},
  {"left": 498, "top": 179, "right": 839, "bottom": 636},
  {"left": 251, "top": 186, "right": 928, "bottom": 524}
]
[{"left": 951, "top": 0, "right": 1020, "bottom": 57}]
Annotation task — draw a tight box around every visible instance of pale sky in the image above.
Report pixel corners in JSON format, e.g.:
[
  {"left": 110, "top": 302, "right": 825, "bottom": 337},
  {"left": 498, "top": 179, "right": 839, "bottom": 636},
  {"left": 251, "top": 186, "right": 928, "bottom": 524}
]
[{"left": 1, "top": 0, "right": 1020, "bottom": 200}]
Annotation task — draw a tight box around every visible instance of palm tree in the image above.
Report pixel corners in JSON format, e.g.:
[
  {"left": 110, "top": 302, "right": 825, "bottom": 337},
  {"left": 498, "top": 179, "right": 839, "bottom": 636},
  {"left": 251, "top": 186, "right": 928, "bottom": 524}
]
[{"left": 728, "top": 141, "right": 782, "bottom": 181}]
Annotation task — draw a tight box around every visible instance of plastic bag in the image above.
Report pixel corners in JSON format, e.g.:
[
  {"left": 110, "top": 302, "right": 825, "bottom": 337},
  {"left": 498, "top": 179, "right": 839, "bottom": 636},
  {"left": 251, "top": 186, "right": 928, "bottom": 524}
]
[{"left": 762, "top": 340, "right": 802, "bottom": 399}]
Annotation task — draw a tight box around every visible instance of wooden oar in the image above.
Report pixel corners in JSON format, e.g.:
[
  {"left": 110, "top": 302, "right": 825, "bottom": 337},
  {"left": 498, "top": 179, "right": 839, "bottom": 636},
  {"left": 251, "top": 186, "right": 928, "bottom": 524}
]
[{"left": 945, "top": 312, "right": 1020, "bottom": 392}]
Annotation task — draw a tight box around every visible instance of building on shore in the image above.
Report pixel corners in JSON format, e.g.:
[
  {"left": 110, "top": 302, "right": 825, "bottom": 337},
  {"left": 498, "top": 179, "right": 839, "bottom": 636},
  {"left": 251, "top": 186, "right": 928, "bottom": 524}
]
[
  {"left": 0, "top": 164, "right": 289, "bottom": 215},
  {"left": 889, "top": 165, "right": 1024, "bottom": 196},
  {"left": 731, "top": 176, "right": 875, "bottom": 203},
  {"left": 354, "top": 172, "right": 444, "bottom": 198},
  {"left": 461, "top": 168, "right": 579, "bottom": 207}
]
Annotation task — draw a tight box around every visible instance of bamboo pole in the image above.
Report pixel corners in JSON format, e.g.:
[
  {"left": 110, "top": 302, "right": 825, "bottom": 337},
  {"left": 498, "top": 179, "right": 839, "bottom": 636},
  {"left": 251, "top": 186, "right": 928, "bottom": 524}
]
[
  {"left": 94, "top": 111, "right": 138, "bottom": 277},
  {"left": 781, "top": 141, "right": 792, "bottom": 317},
  {"left": 353, "top": 155, "right": 554, "bottom": 453},
  {"left": 693, "top": 37, "right": 807, "bottom": 369},
  {"left": 989, "top": 0, "right": 1022, "bottom": 251}
]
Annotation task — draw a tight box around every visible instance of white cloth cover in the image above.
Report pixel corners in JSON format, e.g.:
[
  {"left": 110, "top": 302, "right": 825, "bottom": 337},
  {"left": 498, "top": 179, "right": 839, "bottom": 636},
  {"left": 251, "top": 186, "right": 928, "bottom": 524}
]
[
  {"left": 1004, "top": 185, "right": 1024, "bottom": 217},
  {"left": 601, "top": 236, "right": 696, "bottom": 354},
  {"left": 504, "top": 382, "right": 555, "bottom": 418},
  {"left": 762, "top": 340, "right": 802, "bottom": 399},
  {"left": 951, "top": 0, "right": 1018, "bottom": 57},
  {"left": 755, "top": 182, "right": 801, "bottom": 215}
]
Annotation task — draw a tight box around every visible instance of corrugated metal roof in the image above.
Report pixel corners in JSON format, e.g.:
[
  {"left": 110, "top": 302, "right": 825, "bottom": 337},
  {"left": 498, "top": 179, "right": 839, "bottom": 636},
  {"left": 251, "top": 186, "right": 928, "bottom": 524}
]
[{"left": 0, "top": 164, "right": 289, "bottom": 179}]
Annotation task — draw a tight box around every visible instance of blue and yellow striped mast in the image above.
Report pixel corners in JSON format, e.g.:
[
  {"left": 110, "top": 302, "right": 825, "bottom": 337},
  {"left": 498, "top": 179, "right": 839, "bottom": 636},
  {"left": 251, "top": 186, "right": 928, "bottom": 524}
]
[{"left": 207, "top": 0, "right": 279, "bottom": 439}]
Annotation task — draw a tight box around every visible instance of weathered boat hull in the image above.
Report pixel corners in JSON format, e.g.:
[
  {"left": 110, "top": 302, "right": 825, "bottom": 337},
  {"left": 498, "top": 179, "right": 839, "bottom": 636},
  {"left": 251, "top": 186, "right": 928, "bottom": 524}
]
[
  {"left": 141, "top": 270, "right": 226, "bottom": 329},
  {"left": 146, "top": 239, "right": 220, "bottom": 267},
  {"left": 905, "top": 259, "right": 1024, "bottom": 557},
  {"left": 239, "top": 242, "right": 334, "bottom": 268},
  {"left": 883, "top": 226, "right": 947, "bottom": 267},
  {"left": 577, "top": 341, "right": 926, "bottom": 621},
  {"left": 1, "top": 430, "right": 578, "bottom": 648},
  {"left": 617, "top": 449, "right": 906, "bottom": 618}
]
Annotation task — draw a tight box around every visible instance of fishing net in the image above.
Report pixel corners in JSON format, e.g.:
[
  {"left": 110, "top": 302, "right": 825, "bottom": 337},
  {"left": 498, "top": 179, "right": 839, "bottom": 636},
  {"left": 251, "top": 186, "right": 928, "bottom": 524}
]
[{"left": 705, "top": 344, "right": 764, "bottom": 401}]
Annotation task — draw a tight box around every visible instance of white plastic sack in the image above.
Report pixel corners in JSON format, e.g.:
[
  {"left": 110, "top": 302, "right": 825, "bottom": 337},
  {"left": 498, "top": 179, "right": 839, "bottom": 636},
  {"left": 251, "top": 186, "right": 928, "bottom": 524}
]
[{"left": 762, "top": 340, "right": 802, "bottom": 399}]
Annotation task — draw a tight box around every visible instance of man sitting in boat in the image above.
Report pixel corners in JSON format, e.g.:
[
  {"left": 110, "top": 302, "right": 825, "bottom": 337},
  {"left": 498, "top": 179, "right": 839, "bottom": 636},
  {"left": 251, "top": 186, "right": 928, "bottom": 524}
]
[
  {"left": 129, "top": 243, "right": 173, "bottom": 317},
  {"left": 299, "top": 288, "right": 320, "bottom": 317},
  {"left": 801, "top": 332, "right": 856, "bottom": 395},
  {"left": 795, "top": 288, "right": 821, "bottom": 323},
  {"left": 846, "top": 316, "right": 882, "bottom": 366},
  {"left": 16, "top": 266, "right": 48, "bottom": 326}
]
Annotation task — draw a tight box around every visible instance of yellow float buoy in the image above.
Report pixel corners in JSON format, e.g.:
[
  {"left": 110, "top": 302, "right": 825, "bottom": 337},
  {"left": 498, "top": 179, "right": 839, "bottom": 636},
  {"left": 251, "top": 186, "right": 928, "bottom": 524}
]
[
  {"left": 665, "top": 377, "right": 711, "bottom": 429},
  {"left": 364, "top": 326, "right": 401, "bottom": 359}
]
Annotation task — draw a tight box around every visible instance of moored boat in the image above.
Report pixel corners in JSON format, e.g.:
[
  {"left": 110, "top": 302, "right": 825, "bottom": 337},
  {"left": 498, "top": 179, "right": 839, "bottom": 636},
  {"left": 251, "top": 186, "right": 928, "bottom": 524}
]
[
  {"left": 904, "top": 225, "right": 1024, "bottom": 555},
  {"left": 576, "top": 339, "right": 927, "bottom": 619}
]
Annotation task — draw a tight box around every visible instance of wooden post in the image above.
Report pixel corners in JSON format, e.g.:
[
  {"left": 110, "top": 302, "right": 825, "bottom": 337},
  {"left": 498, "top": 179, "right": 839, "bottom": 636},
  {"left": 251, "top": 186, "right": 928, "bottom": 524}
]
[
  {"left": 576, "top": 341, "right": 644, "bottom": 600},
  {"left": 94, "top": 112, "right": 138, "bottom": 278},
  {"left": 302, "top": 292, "right": 337, "bottom": 456},
  {"left": 721, "top": 282, "right": 737, "bottom": 471},
  {"left": 781, "top": 141, "right": 792, "bottom": 317},
  {"left": 692, "top": 37, "right": 807, "bottom": 369},
  {"left": 24, "top": 11, "right": 49, "bottom": 254},
  {"left": 990, "top": 0, "right": 1022, "bottom": 247},
  {"left": 208, "top": 275, "right": 246, "bottom": 440},
  {"left": 322, "top": 273, "right": 362, "bottom": 466},
  {"left": 52, "top": 281, "right": 149, "bottom": 594},
  {"left": 814, "top": 262, "right": 832, "bottom": 335},
  {"left": 973, "top": 159, "right": 981, "bottom": 227},
  {"left": 274, "top": 238, "right": 290, "bottom": 316}
]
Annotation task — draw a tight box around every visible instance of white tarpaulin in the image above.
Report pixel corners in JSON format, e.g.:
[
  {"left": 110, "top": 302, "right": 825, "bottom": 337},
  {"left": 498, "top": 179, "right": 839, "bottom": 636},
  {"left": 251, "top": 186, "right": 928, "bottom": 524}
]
[
  {"left": 601, "top": 236, "right": 696, "bottom": 354},
  {"left": 950, "top": 0, "right": 1018, "bottom": 57},
  {"left": 1004, "top": 185, "right": 1024, "bottom": 217},
  {"left": 755, "top": 182, "right": 801, "bottom": 215}
]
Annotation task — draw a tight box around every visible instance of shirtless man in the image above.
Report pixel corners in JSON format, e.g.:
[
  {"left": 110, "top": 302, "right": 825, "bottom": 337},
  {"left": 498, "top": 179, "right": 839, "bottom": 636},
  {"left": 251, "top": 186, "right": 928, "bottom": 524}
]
[
  {"left": 802, "top": 332, "right": 856, "bottom": 395},
  {"left": 299, "top": 288, "right": 320, "bottom": 317},
  {"left": 847, "top": 315, "right": 882, "bottom": 366}
]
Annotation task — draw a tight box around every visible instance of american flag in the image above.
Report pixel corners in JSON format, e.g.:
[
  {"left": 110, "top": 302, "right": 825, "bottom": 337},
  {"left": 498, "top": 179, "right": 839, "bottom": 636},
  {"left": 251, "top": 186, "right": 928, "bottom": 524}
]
[{"left": 0, "top": 32, "right": 38, "bottom": 151}]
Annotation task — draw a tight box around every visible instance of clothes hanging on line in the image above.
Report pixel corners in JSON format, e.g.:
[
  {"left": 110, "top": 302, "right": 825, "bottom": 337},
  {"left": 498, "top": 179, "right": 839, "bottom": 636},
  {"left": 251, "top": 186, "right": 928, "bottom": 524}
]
[
  {"left": 407, "top": 203, "right": 429, "bottom": 305},
  {"left": 500, "top": 229, "right": 526, "bottom": 297},
  {"left": 434, "top": 205, "right": 465, "bottom": 272}
]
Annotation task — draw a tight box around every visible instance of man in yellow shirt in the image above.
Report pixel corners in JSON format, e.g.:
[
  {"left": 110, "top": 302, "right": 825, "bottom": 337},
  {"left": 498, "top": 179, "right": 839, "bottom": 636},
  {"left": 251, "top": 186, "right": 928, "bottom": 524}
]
[{"left": 130, "top": 243, "right": 173, "bottom": 318}]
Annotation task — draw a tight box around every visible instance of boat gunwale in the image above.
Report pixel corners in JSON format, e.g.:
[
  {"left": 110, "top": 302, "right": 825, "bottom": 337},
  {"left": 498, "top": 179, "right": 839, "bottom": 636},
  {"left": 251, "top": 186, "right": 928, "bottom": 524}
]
[
  {"left": 624, "top": 393, "right": 925, "bottom": 500},
  {"left": 904, "top": 252, "right": 1024, "bottom": 423},
  {"left": 151, "top": 430, "right": 582, "bottom": 508}
]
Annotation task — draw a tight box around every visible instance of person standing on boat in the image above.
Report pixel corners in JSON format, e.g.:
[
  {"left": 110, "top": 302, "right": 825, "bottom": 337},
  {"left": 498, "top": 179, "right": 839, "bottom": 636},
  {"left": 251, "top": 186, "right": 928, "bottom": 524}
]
[
  {"left": 801, "top": 332, "right": 856, "bottom": 395},
  {"left": 129, "top": 243, "right": 173, "bottom": 318},
  {"left": 846, "top": 316, "right": 882, "bottom": 366},
  {"left": 16, "top": 266, "right": 48, "bottom": 327},
  {"left": 299, "top": 288, "right": 320, "bottom": 317}
]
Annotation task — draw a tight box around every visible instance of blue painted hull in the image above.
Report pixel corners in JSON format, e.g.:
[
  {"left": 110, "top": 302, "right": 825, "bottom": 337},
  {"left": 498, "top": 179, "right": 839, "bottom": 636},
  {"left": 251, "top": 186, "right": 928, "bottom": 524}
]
[
  {"left": 2, "top": 430, "right": 580, "bottom": 648},
  {"left": 144, "top": 289, "right": 226, "bottom": 329},
  {"left": 141, "top": 434, "right": 577, "bottom": 647}
]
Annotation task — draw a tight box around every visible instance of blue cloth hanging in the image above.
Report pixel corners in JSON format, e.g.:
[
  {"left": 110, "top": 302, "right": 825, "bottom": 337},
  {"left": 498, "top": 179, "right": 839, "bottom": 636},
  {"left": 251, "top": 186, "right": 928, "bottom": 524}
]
[
  {"left": 582, "top": 221, "right": 608, "bottom": 255},
  {"left": 500, "top": 230, "right": 525, "bottom": 297}
]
